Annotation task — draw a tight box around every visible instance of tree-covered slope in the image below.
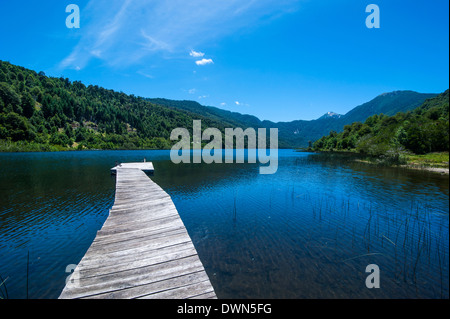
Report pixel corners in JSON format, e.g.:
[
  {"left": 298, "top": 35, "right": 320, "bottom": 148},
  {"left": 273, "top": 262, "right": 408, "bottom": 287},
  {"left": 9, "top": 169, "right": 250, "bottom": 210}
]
[
  {"left": 313, "top": 89, "right": 449, "bottom": 156},
  {"left": 0, "top": 60, "right": 442, "bottom": 151},
  {"left": 0, "top": 60, "right": 247, "bottom": 151},
  {"left": 146, "top": 98, "right": 263, "bottom": 129},
  {"left": 148, "top": 91, "right": 437, "bottom": 149},
  {"left": 274, "top": 91, "right": 438, "bottom": 148}
]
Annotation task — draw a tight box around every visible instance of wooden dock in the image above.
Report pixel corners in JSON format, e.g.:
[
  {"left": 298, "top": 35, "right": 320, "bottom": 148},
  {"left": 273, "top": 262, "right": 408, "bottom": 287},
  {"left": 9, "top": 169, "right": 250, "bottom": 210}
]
[
  {"left": 110, "top": 162, "right": 154, "bottom": 174},
  {"left": 59, "top": 163, "right": 216, "bottom": 299}
]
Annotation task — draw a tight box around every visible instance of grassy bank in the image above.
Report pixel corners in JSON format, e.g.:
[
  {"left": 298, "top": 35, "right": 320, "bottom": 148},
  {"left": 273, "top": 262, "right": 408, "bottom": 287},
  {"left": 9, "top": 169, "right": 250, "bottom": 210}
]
[
  {"left": 353, "top": 151, "right": 449, "bottom": 174},
  {"left": 309, "top": 149, "right": 449, "bottom": 174},
  {"left": 0, "top": 139, "right": 67, "bottom": 152},
  {"left": 403, "top": 152, "right": 449, "bottom": 168},
  {"left": 400, "top": 152, "right": 449, "bottom": 174},
  {"left": 0, "top": 139, "right": 170, "bottom": 152}
]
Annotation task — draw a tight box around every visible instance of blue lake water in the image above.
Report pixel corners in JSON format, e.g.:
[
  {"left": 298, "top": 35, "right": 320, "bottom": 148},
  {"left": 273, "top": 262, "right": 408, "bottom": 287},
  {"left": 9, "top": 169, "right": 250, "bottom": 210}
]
[{"left": 0, "top": 150, "right": 448, "bottom": 298}]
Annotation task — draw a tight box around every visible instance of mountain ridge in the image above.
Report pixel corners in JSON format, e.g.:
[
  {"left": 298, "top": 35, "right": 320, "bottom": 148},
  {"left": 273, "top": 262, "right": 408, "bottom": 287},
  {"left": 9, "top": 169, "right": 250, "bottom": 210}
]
[
  {"left": 318, "top": 112, "right": 342, "bottom": 120},
  {"left": 0, "top": 60, "right": 440, "bottom": 150},
  {"left": 156, "top": 90, "right": 437, "bottom": 147},
  {"left": 313, "top": 89, "right": 449, "bottom": 156}
]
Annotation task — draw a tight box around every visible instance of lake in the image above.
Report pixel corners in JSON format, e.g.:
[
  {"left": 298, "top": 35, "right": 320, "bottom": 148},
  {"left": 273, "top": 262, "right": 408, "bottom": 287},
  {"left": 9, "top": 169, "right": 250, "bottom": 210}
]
[{"left": 0, "top": 150, "right": 448, "bottom": 299}]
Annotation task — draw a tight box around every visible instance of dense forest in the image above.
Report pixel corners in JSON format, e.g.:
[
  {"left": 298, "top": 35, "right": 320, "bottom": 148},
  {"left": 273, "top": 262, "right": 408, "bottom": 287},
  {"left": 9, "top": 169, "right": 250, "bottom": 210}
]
[
  {"left": 313, "top": 90, "right": 449, "bottom": 160},
  {"left": 0, "top": 60, "right": 248, "bottom": 151},
  {"left": 0, "top": 60, "right": 447, "bottom": 154},
  {"left": 146, "top": 91, "right": 437, "bottom": 148}
]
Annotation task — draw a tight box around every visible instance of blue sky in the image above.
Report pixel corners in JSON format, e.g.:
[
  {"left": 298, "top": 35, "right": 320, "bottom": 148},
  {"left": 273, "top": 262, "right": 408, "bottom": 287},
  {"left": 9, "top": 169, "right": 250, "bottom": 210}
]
[{"left": 0, "top": 0, "right": 448, "bottom": 122}]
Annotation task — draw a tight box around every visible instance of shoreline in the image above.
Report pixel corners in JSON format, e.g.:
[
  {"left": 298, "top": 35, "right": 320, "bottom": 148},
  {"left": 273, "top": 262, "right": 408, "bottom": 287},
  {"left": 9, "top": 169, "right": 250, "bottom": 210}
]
[
  {"left": 353, "top": 159, "right": 449, "bottom": 175},
  {"left": 309, "top": 150, "right": 449, "bottom": 176},
  {"left": 399, "top": 165, "right": 449, "bottom": 175}
]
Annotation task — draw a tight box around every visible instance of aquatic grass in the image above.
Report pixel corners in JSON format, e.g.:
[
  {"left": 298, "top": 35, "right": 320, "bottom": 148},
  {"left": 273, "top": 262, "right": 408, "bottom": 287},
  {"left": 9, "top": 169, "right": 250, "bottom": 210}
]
[
  {"left": 436, "top": 236, "right": 444, "bottom": 298},
  {"left": 341, "top": 252, "right": 385, "bottom": 263},
  {"left": 0, "top": 253, "right": 32, "bottom": 300},
  {"left": 295, "top": 192, "right": 448, "bottom": 297},
  {"left": 0, "top": 275, "right": 8, "bottom": 299},
  {"left": 2, "top": 150, "right": 445, "bottom": 298},
  {"left": 26, "top": 250, "right": 29, "bottom": 299},
  {"left": 233, "top": 193, "right": 237, "bottom": 222},
  {"left": 381, "top": 234, "right": 396, "bottom": 248}
]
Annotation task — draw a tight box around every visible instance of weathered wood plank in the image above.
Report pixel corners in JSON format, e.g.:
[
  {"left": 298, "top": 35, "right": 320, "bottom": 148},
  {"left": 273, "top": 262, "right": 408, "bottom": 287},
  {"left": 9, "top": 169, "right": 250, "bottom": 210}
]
[
  {"left": 96, "top": 215, "right": 184, "bottom": 237},
  {"left": 78, "top": 245, "right": 199, "bottom": 278},
  {"left": 73, "top": 255, "right": 204, "bottom": 288},
  {"left": 82, "top": 232, "right": 193, "bottom": 257},
  {"left": 59, "top": 166, "right": 216, "bottom": 299},
  {"left": 138, "top": 280, "right": 216, "bottom": 299},
  {"left": 83, "top": 271, "right": 211, "bottom": 299},
  {"left": 111, "top": 162, "right": 154, "bottom": 173},
  {"left": 103, "top": 206, "right": 180, "bottom": 226},
  {"left": 190, "top": 291, "right": 218, "bottom": 299},
  {"left": 62, "top": 261, "right": 206, "bottom": 299},
  {"left": 91, "top": 225, "right": 187, "bottom": 246}
]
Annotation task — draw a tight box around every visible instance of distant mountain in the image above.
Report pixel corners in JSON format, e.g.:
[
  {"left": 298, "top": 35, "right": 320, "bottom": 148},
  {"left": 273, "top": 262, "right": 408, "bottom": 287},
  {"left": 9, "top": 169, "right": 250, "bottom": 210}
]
[
  {"left": 146, "top": 98, "right": 262, "bottom": 129},
  {"left": 318, "top": 112, "right": 342, "bottom": 120},
  {"left": 0, "top": 60, "right": 242, "bottom": 151},
  {"left": 0, "top": 60, "right": 440, "bottom": 150},
  {"left": 341, "top": 90, "right": 437, "bottom": 125},
  {"left": 314, "top": 90, "right": 449, "bottom": 155},
  {"left": 271, "top": 90, "right": 438, "bottom": 147},
  {"left": 147, "top": 91, "right": 438, "bottom": 148}
]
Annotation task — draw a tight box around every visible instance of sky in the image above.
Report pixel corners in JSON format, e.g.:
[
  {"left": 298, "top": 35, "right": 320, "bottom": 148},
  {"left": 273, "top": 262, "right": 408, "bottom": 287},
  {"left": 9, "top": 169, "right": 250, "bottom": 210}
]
[{"left": 0, "top": 0, "right": 448, "bottom": 122}]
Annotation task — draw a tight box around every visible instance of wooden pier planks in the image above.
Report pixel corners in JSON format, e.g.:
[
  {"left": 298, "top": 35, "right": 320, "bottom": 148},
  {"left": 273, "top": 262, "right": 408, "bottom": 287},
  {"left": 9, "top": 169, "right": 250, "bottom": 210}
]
[
  {"left": 59, "top": 166, "right": 216, "bottom": 299},
  {"left": 110, "top": 162, "right": 154, "bottom": 174}
]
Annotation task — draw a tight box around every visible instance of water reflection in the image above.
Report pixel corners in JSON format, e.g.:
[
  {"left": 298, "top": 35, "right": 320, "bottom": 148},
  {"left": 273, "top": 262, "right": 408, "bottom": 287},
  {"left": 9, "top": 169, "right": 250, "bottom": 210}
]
[{"left": 0, "top": 150, "right": 448, "bottom": 298}]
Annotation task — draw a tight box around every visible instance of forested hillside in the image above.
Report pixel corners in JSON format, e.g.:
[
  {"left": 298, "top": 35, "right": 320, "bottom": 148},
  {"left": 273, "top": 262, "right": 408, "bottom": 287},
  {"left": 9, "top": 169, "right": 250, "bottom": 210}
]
[
  {"left": 0, "top": 60, "right": 443, "bottom": 152},
  {"left": 274, "top": 90, "right": 438, "bottom": 148},
  {"left": 313, "top": 90, "right": 449, "bottom": 158},
  {"left": 147, "top": 91, "right": 437, "bottom": 148},
  {"left": 0, "top": 60, "right": 244, "bottom": 151}
]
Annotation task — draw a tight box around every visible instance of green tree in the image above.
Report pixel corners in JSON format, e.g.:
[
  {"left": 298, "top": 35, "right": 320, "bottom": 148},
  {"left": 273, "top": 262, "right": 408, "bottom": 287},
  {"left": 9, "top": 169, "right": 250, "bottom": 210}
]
[
  {"left": 0, "top": 82, "right": 21, "bottom": 112},
  {"left": 21, "top": 92, "right": 35, "bottom": 118},
  {"left": 0, "top": 112, "right": 35, "bottom": 141}
]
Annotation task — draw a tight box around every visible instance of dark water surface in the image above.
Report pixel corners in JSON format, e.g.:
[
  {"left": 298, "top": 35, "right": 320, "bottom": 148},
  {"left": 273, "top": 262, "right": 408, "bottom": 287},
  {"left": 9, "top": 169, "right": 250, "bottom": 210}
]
[{"left": 0, "top": 150, "right": 448, "bottom": 299}]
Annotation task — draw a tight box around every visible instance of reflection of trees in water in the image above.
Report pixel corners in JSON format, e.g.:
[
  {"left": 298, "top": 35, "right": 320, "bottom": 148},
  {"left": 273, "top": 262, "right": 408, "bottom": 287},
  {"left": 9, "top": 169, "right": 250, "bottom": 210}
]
[
  {"left": 305, "top": 152, "right": 449, "bottom": 197},
  {"left": 151, "top": 159, "right": 260, "bottom": 195}
]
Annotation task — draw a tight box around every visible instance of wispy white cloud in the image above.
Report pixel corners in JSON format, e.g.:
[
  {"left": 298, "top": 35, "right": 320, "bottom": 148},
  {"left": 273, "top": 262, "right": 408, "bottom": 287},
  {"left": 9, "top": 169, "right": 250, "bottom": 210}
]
[
  {"left": 59, "top": 0, "right": 134, "bottom": 70},
  {"left": 190, "top": 50, "right": 204, "bottom": 57},
  {"left": 235, "top": 101, "right": 250, "bottom": 106},
  {"left": 188, "top": 88, "right": 197, "bottom": 94},
  {"left": 195, "top": 58, "right": 214, "bottom": 66},
  {"left": 90, "top": 50, "right": 102, "bottom": 58},
  {"left": 141, "top": 29, "right": 172, "bottom": 52},
  {"left": 137, "top": 70, "right": 154, "bottom": 79},
  {"left": 58, "top": 0, "right": 301, "bottom": 70}
]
